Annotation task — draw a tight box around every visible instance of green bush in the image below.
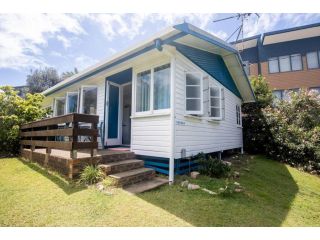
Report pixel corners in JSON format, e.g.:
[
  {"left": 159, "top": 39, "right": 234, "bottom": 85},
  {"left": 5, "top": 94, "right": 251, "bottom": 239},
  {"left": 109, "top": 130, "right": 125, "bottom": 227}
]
[
  {"left": 0, "top": 86, "right": 50, "bottom": 155},
  {"left": 242, "top": 76, "right": 320, "bottom": 174},
  {"left": 79, "top": 165, "right": 105, "bottom": 185},
  {"left": 197, "top": 153, "right": 231, "bottom": 178}
]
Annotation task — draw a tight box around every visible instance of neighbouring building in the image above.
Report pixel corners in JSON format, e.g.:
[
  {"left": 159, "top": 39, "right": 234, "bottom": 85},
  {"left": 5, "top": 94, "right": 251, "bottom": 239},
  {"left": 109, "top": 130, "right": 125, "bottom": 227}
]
[{"left": 232, "top": 23, "right": 320, "bottom": 100}]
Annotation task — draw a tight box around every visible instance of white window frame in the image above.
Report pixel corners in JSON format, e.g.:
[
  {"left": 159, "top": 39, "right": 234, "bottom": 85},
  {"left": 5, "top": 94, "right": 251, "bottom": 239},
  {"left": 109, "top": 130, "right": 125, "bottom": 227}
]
[
  {"left": 268, "top": 57, "right": 279, "bottom": 73},
  {"left": 185, "top": 72, "right": 203, "bottom": 115},
  {"left": 236, "top": 104, "right": 242, "bottom": 126},
  {"left": 209, "top": 85, "right": 222, "bottom": 120},
  {"left": 133, "top": 61, "right": 171, "bottom": 117},
  {"left": 79, "top": 85, "right": 98, "bottom": 115},
  {"left": 306, "top": 51, "right": 320, "bottom": 69},
  {"left": 53, "top": 97, "right": 66, "bottom": 116},
  {"left": 290, "top": 54, "right": 302, "bottom": 71},
  {"left": 66, "top": 91, "right": 79, "bottom": 114}
]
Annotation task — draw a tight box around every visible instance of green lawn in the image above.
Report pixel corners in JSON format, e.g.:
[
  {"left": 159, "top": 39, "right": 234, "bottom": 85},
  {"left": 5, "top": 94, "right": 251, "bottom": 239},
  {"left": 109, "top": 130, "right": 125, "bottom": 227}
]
[{"left": 0, "top": 156, "right": 319, "bottom": 226}]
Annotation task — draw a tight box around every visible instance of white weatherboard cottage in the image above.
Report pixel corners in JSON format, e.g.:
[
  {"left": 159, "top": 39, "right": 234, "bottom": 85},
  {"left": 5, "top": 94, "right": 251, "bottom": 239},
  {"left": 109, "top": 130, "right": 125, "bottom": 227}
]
[{"left": 42, "top": 23, "right": 255, "bottom": 182}]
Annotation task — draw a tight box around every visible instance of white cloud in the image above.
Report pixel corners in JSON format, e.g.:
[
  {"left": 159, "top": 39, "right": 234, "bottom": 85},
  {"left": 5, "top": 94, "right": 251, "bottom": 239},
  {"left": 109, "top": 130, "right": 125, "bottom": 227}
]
[
  {"left": 74, "top": 54, "right": 98, "bottom": 71},
  {"left": 210, "top": 30, "right": 228, "bottom": 40},
  {"left": 0, "top": 14, "right": 85, "bottom": 70}
]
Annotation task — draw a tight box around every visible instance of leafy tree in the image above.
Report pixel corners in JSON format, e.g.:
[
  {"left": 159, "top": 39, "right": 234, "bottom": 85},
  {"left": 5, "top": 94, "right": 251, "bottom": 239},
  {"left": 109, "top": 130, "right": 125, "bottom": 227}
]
[
  {"left": 26, "top": 67, "right": 60, "bottom": 93},
  {"left": 0, "top": 86, "right": 50, "bottom": 155},
  {"left": 61, "top": 67, "right": 79, "bottom": 80}
]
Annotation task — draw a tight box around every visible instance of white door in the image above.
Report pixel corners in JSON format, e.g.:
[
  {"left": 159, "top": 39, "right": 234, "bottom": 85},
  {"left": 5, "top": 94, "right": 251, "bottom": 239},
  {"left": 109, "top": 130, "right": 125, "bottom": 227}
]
[{"left": 105, "top": 81, "right": 122, "bottom": 146}]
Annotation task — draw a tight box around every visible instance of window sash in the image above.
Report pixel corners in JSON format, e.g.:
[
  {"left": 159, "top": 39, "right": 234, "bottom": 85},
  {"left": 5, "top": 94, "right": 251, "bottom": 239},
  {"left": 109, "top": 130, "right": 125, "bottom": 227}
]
[
  {"left": 209, "top": 86, "right": 222, "bottom": 120},
  {"left": 66, "top": 92, "right": 79, "bottom": 113},
  {"left": 279, "top": 55, "right": 291, "bottom": 72},
  {"left": 290, "top": 54, "right": 302, "bottom": 71},
  {"left": 54, "top": 98, "right": 66, "bottom": 116},
  {"left": 307, "top": 51, "right": 319, "bottom": 69},
  {"left": 136, "top": 69, "right": 151, "bottom": 113},
  {"left": 268, "top": 58, "right": 279, "bottom": 73},
  {"left": 153, "top": 63, "right": 171, "bottom": 110},
  {"left": 81, "top": 86, "right": 98, "bottom": 115},
  {"left": 185, "top": 72, "right": 203, "bottom": 115},
  {"left": 236, "top": 105, "right": 241, "bottom": 125}
]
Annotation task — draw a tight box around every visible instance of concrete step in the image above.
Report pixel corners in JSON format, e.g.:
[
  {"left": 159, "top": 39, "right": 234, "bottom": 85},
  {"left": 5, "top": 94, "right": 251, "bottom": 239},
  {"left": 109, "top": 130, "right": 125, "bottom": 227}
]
[
  {"left": 101, "top": 151, "right": 135, "bottom": 163},
  {"left": 124, "top": 177, "right": 168, "bottom": 194},
  {"left": 99, "top": 159, "right": 144, "bottom": 175},
  {"left": 109, "top": 167, "right": 155, "bottom": 187}
]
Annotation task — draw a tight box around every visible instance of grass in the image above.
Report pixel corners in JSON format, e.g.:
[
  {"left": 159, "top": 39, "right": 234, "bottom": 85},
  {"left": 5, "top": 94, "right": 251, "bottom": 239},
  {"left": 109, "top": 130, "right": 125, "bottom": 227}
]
[{"left": 0, "top": 155, "right": 319, "bottom": 226}]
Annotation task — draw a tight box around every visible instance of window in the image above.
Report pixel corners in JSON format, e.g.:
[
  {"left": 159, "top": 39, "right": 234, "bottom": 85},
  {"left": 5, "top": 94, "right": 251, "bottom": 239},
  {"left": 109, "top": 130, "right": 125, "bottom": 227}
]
[
  {"left": 268, "top": 58, "right": 279, "bottom": 73},
  {"left": 66, "top": 92, "right": 78, "bottom": 113},
  {"left": 283, "top": 88, "right": 300, "bottom": 101},
  {"left": 307, "top": 51, "right": 319, "bottom": 69},
  {"left": 290, "top": 54, "right": 302, "bottom": 71},
  {"left": 186, "top": 72, "right": 203, "bottom": 114},
  {"left": 154, "top": 64, "right": 171, "bottom": 110},
  {"left": 81, "top": 86, "right": 97, "bottom": 115},
  {"left": 309, "top": 87, "right": 320, "bottom": 95},
  {"left": 272, "top": 90, "right": 283, "bottom": 100},
  {"left": 279, "top": 55, "right": 291, "bottom": 72},
  {"left": 243, "top": 61, "right": 250, "bottom": 76},
  {"left": 209, "top": 86, "right": 222, "bottom": 119},
  {"left": 236, "top": 105, "right": 241, "bottom": 126},
  {"left": 136, "top": 70, "right": 151, "bottom": 112},
  {"left": 54, "top": 98, "right": 65, "bottom": 116}
]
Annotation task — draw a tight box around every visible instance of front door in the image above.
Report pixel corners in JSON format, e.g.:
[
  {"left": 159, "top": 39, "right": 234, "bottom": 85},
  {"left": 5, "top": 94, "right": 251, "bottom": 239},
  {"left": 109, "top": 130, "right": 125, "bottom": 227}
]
[
  {"left": 122, "top": 83, "right": 132, "bottom": 145},
  {"left": 106, "top": 81, "right": 121, "bottom": 146}
]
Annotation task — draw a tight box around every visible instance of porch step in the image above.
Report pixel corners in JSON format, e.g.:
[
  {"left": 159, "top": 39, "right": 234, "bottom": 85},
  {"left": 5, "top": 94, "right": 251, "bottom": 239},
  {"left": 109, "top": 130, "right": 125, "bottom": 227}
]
[
  {"left": 124, "top": 177, "right": 168, "bottom": 194},
  {"left": 101, "top": 151, "right": 135, "bottom": 163},
  {"left": 99, "top": 159, "right": 144, "bottom": 175},
  {"left": 109, "top": 167, "right": 155, "bottom": 187}
]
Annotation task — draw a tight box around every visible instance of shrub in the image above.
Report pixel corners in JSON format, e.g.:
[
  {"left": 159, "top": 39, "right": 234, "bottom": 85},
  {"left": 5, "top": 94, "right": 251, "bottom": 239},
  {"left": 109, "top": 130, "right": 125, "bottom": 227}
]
[
  {"left": 0, "top": 86, "right": 50, "bottom": 155},
  {"left": 242, "top": 76, "right": 320, "bottom": 174},
  {"left": 197, "top": 153, "right": 231, "bottom": 178},
  {"left": 79, "top": 165, "right": 105, "bottom": 185}
]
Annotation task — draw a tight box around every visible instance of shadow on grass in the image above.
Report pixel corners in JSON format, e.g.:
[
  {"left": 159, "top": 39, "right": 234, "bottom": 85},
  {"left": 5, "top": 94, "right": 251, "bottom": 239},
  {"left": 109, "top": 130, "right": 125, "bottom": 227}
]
[
  {"left": 18, "top": 158, "right": 86, "bottom": 195},
  {"left": 138, "top": 156, "right": 299, "bottom": 226}
]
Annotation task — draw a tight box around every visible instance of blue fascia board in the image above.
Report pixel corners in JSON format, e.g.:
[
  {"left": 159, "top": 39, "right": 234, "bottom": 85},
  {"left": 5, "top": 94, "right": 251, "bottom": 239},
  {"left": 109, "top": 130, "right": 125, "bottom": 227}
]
[
  {"left": 44, "top": 31, "right": 187, "bottom": 96},
  {"left": 262, "top": 22, "right": 320, "bottom": 44},
  {"left": 174, "top": 23, "right": 238, "bottom": 54}
]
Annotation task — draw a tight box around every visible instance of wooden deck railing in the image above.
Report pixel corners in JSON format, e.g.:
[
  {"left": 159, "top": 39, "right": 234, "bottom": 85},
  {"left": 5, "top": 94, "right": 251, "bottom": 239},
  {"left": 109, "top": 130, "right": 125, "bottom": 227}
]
[{"left": 20, "top": 113, "right": 99, "bottom": 159}]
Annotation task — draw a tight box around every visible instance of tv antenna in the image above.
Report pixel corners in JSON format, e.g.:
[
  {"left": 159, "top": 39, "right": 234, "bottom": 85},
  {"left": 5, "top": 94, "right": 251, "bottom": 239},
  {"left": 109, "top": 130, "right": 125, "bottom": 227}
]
[{"left": 213, "top": 13, "right": 260, "bottom": 43}]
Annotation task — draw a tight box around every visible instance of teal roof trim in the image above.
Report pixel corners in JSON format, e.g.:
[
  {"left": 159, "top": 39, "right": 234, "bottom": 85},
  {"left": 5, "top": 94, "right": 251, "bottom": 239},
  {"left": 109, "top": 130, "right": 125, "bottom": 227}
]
[{"left": 172, "top": 42, "right": 241, "bottom": 98}]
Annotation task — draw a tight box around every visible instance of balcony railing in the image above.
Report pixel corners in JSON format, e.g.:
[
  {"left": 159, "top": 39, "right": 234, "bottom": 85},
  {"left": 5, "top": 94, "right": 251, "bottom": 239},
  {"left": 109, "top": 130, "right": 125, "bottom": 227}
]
[{"left": 20, "top": 113, "right": 99, "bottom": 159}]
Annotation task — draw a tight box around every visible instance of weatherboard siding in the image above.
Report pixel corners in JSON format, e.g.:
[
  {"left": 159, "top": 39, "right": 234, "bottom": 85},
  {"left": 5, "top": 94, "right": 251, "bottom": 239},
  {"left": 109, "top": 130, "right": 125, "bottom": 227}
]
[{"left": 174, "top": 53, "right": 243, "bottom": 158}]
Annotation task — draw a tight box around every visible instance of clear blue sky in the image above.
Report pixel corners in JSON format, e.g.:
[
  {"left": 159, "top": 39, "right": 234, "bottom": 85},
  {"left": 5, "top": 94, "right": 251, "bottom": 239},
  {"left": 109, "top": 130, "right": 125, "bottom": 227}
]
[{"left": 0, "top": 13, "right": 320, "bottom": 86}]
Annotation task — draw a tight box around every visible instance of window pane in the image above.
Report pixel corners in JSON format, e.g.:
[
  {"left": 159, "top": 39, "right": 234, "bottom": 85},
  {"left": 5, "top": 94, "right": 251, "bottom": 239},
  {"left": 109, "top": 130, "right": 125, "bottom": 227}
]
[
  {"left": 186, "top": 73, "right": 201, "bottom": 85},
  {"left": 186, "top": 86, "right": 201, "bottom": 98},
  {"left": 269, "top": 58, "right": 279, "bottom": 73},
  {"left": 310, "top": 87, "right": 320, "bottom": 95},
  {"left": 291, "top": 54, "right": 302, "bottom": 71},
  {"left": 56, "top": 98, "right": 65, "bottom": 116},
  {"left": 279, "top": 56, "right": 291, "bottom": 72},
  {"left": 67, "top": 93, "right": 78, "bottom": 113},
  {"left": 136, "top": 70, "right": 151, "bottom": 112},
  {"left": 210, "top": 97, "right": 220, "bottom": 107},
  {"left": 272, "top": 90, "right": 283, "bottom": 100},
  {"left": 186, "top": 99, "right": 201, "bottom": 111},
  {"left": 210, "top": 87, "right": 220, "bottom": 97},
  {"left": 307, "top": 52, "right": 319, "bottom": 69},
  {"left": 82, "top": 87, "right": 97, "bottom": 115},
  {"left": 154, "top": 64, "right": 170, "bottom": 110},
  {"left": 210, "top": 108, "right": 220, "bottom": 118}
]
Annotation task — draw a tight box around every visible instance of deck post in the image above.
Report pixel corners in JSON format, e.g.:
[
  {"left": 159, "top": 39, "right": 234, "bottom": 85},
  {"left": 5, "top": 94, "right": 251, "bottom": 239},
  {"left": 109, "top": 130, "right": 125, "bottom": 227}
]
[
  {"left": 68, "top": 160, "right": 73, "bottom": 179},
  {"left": 44, "top": 148, "right": 51, "bottom": 167},
  {"left": 218, "top": 151, "right": 222, "bottom": 160},
  {"left": 91, "top": 122, "right": 98, "bottom": 157},
  {"left": 70, "top": 150, "right": 77, "bottom": 159}
]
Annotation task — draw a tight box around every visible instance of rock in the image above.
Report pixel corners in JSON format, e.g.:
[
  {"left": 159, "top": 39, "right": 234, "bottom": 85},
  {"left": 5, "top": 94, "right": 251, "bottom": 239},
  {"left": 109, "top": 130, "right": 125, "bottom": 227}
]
[
  {"left": 310, "top": 170, "right": 317, "bottom": 175},
  {"left": 218, "top": 187, "right": 225, "bottom": 193},
  {"left": 233, "top": 171, "right": 240, "bottom": 178},
  {"left": 181, "top": 180, "right": 189, "bottom": 188},
  {"left": 234, "top": 181, "right": 240, "bottom": 186},
  {"left": 96, "top": 183, "right": 104, "bottom": 191},
  {"left": 243, "top": 168, "right": 250, "bottom": 172},
  {"left": 222, "top": 161, "right": 232, "bottom": 167},
  {"left": 190, "top": 171, "right": 200, "bottom": 179},
  {"left": 234, "top": 188, "right": 244, "bottom": 193},
  {"left": 187, "top": 183, "right": 200, "bottom": 190},
  {"left": 201, "top": 188, "right": 217, "bottom": 195}
]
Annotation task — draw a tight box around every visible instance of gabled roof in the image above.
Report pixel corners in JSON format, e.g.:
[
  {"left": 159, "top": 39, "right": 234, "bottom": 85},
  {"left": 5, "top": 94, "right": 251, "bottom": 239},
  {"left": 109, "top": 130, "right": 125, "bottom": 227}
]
[{"left": 43, "top": 22, "right": 255, "bottom": 103}]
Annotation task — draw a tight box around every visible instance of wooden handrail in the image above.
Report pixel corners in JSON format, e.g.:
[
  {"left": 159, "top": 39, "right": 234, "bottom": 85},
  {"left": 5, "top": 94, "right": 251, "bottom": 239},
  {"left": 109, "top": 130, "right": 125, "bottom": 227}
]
[{"left": 20, "top": 113, "right": 99, "bottom": 159}]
